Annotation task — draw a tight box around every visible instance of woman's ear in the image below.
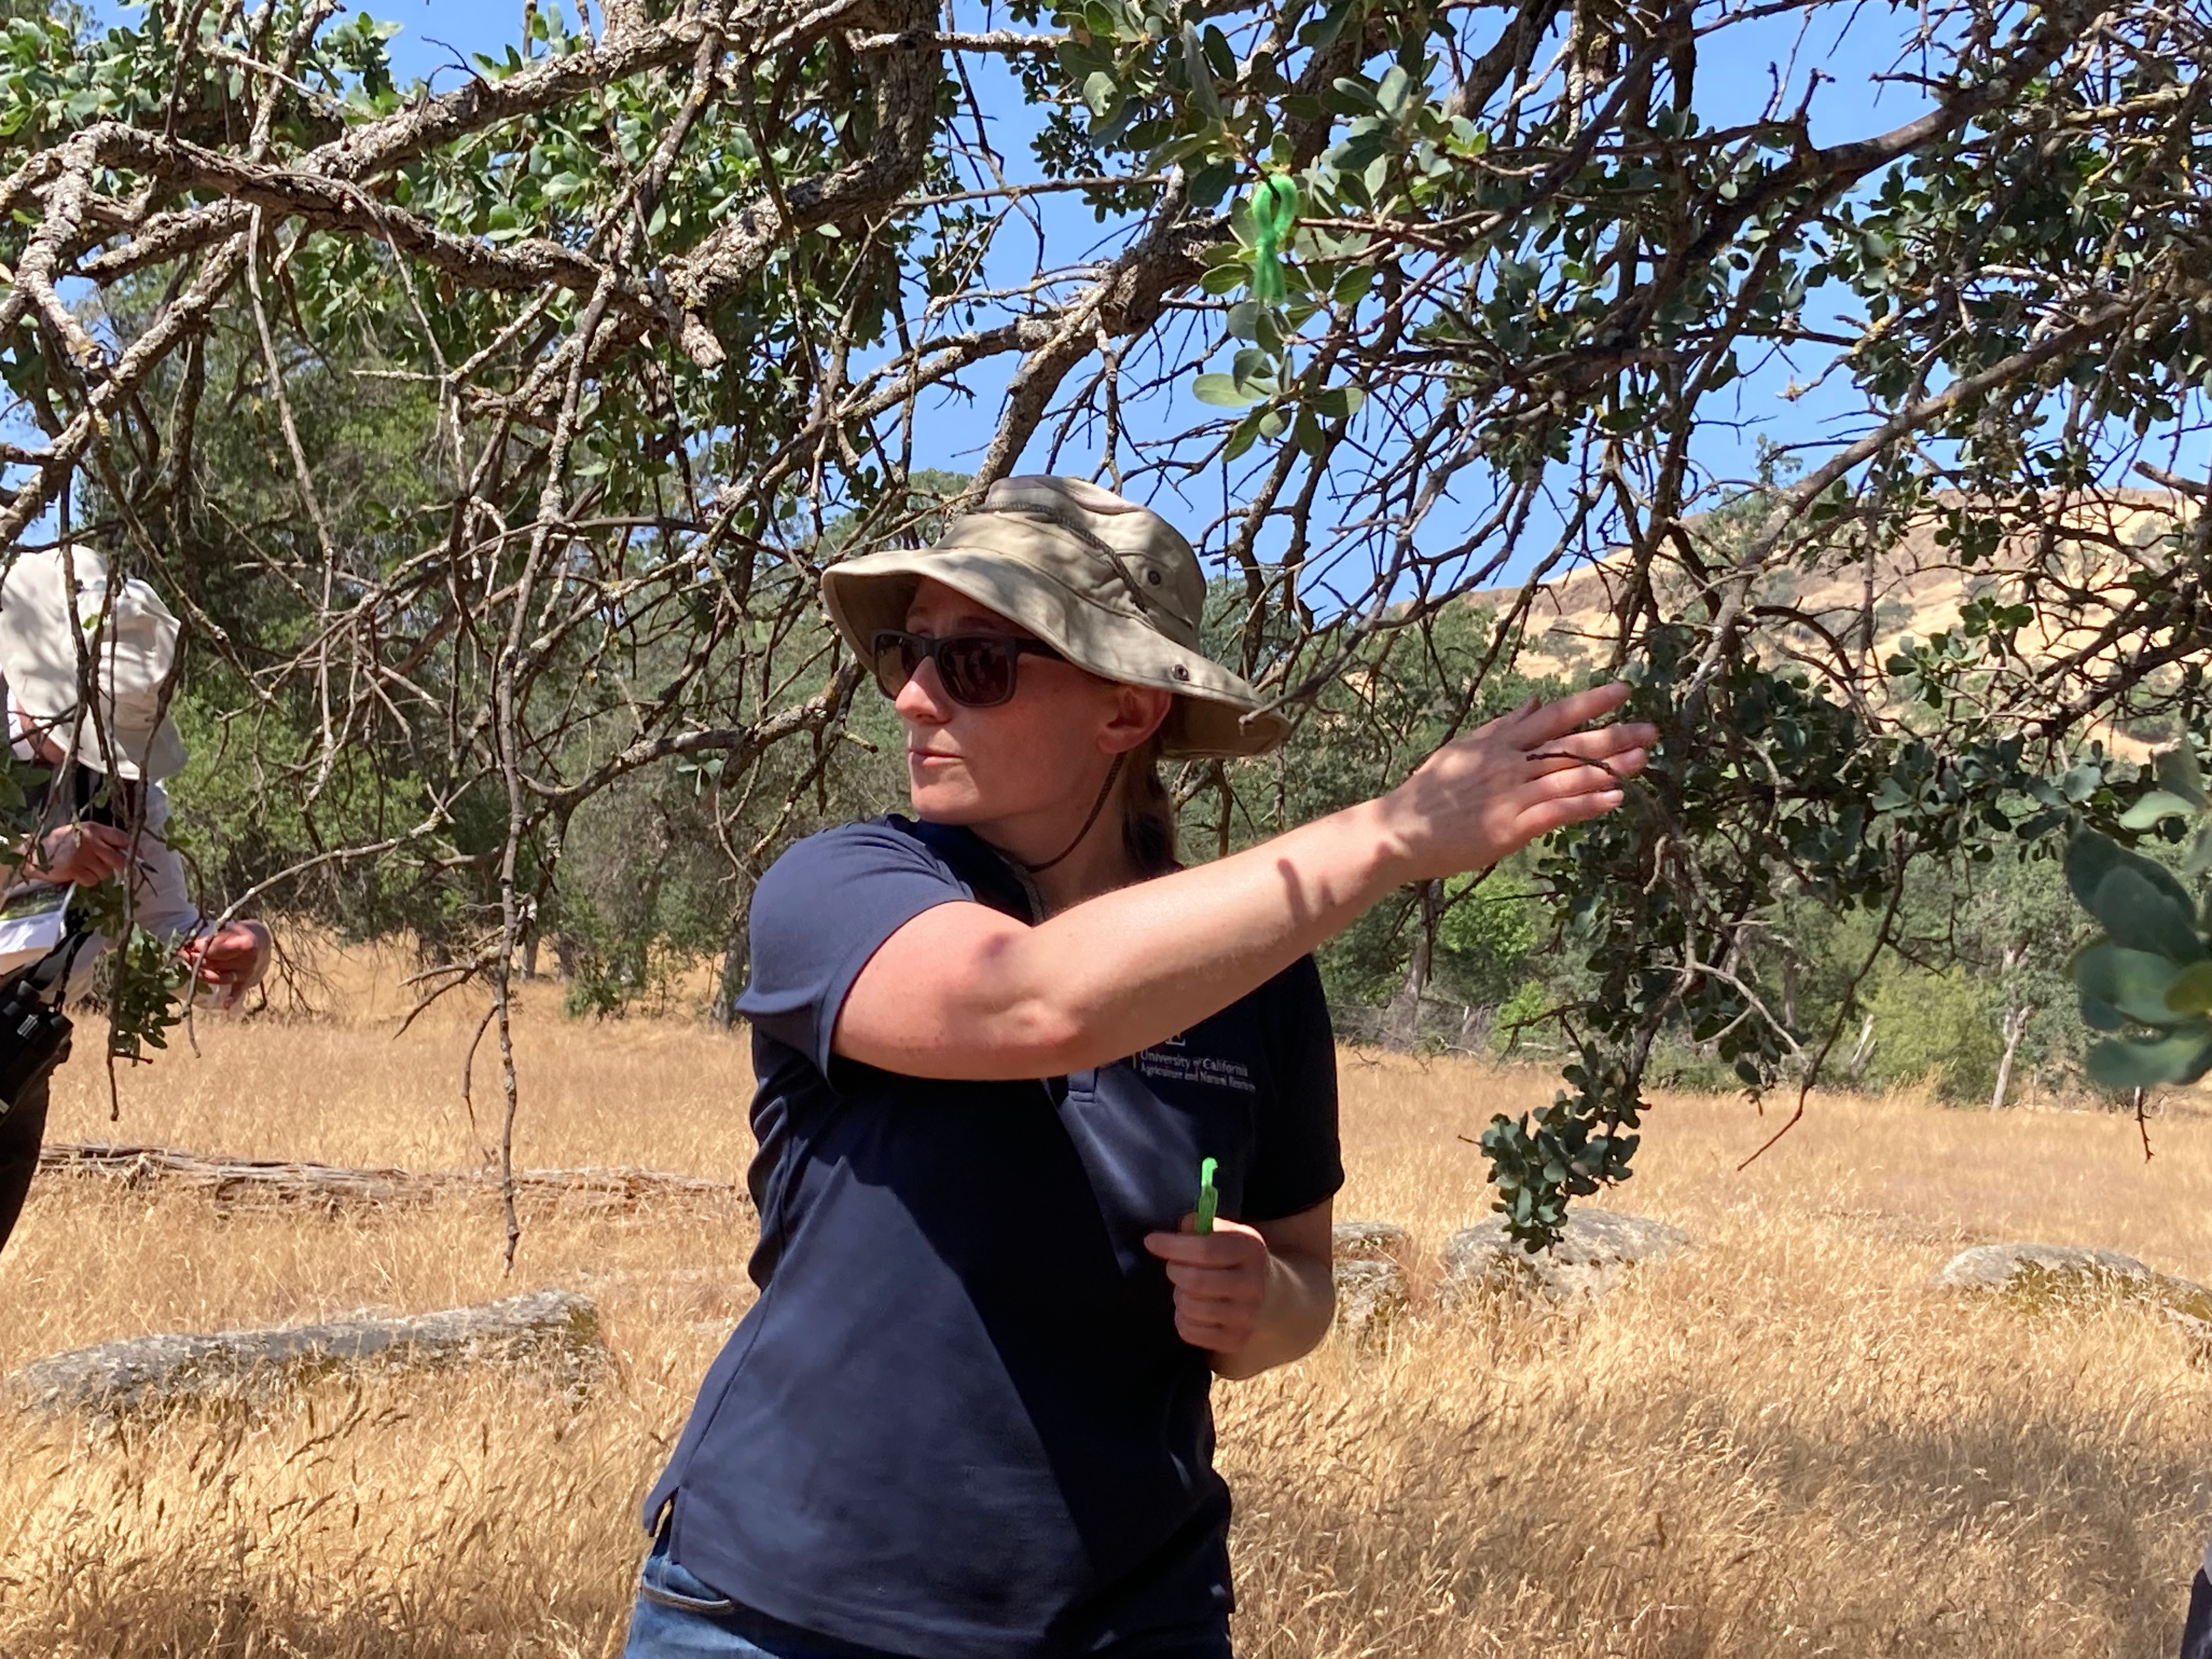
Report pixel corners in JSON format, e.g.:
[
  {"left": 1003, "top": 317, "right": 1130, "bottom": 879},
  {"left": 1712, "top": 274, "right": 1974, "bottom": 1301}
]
[{"left": 1099, "top": 683, "right": 1174, "bottom": 755}]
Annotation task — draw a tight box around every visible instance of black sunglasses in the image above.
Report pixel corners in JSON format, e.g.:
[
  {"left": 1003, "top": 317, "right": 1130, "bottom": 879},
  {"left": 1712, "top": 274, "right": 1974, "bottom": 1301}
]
[{"left": 870, "top": 629, "right": 1065, "bottom": 708}]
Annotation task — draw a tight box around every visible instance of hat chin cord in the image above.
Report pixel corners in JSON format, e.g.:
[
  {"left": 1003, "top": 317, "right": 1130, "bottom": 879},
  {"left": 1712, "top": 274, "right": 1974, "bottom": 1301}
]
[{"left": 1020, "top": 752, "right": 1127, "bottom": 876}]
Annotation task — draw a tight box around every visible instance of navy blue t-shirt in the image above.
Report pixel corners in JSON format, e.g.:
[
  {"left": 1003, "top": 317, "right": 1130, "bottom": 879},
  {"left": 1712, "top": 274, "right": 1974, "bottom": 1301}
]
[{"left": 642, "top": 816, "right": 1342, "bottom": 1658}]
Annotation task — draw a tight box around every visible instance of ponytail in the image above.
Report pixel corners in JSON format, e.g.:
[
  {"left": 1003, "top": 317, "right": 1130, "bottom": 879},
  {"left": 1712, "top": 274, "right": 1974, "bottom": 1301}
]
[{"left": 1120, "top": 737, "right": 1179, "bottom": 876}]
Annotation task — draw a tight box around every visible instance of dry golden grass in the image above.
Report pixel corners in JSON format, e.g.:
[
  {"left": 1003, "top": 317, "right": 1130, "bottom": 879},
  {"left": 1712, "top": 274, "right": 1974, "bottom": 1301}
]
[{"left": 3, "top": 947, "right": 2209, "bottom": 1657}]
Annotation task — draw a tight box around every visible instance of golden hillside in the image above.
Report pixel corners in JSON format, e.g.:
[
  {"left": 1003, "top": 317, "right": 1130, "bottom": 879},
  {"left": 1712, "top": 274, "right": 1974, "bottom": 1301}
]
[{"left": 1499, "top": 488, "right": 2191, "bottom": 692}]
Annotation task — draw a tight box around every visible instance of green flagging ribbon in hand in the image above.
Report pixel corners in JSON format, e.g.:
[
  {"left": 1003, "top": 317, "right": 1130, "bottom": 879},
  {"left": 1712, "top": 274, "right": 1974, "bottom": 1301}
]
[
  {"left": 1195, "top": 1156, "right": 1220, "bottom": 1234},
  {"left": 1247, "top": 176, "right": 1300, "bottom": 306}
]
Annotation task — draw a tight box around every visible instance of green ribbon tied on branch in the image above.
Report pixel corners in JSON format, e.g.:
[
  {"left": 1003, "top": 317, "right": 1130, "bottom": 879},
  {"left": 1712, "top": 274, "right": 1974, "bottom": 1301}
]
[{"left": 1246, "top": 176, "right": 1300, "bottom": 306}]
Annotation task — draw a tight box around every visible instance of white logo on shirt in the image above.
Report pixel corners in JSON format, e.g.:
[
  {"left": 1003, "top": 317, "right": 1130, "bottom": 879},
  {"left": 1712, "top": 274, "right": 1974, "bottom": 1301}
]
[{"left": 1134, "top": 1045, "right": 1256, "bottom": 1093}]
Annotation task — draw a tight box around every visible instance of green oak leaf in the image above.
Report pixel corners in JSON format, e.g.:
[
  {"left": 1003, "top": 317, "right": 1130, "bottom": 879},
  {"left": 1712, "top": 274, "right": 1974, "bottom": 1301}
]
[
  {"left": 2119, "top": 789, "right": 2203, "bottom": 831},
  {"left": 2091, "top": 865, "right": 2205, "bottom": 962},
  {"left": 2166, "top": 959, "right": 2212, "bottom": 1015},
  {"left": 1193, "top": 372, "right": 1262, "bottom": 408},
  {"left": 2157, "top": 746, "right": 2209, "bottom": 808},
  {"left": 2086, "top": 1025, "right": 2212, "bottom": 1090},
  {"left": 2074, "top": 942, "right": 2186, "bottom": 1025}
]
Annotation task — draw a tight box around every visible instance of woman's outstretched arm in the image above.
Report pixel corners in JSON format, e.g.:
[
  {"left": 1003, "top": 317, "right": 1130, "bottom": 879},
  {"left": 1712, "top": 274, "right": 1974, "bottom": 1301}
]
[{"left": 836, "top": 684, "right": 1655, "bottom": 1080}]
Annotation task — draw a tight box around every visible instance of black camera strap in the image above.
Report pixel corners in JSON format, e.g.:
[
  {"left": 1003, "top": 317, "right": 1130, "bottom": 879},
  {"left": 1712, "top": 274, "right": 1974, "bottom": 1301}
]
[
  {"left": 0, "top": 739, "right": 126, "bottom": 1119},
  {"left": 0, "top": 914, "right": 89, "bottom": 1123}
]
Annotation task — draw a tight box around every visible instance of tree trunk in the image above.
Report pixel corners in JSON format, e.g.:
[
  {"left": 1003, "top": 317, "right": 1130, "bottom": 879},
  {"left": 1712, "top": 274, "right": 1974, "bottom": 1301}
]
[
  {"left": 1991, "top": 1003, "right": 2033, "bottom": 1110},
  {"left": 710, "top": 875, "right": 753, "bottom": 1029},
  {"left": 1385, "top": 881, "right": 1441, "bottom": 1051},
  {"left": 520, "top": 934, "right": 540, "bottom": 980},
  {"left": 1847, "top": 1012, "right": 1877, "bottom": 1084},
  {"left": 712, "top": 921, "right": 748, "bottom": 1028}
]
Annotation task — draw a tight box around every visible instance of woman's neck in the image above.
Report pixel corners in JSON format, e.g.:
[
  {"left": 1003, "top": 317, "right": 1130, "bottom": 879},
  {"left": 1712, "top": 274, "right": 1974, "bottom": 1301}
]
[
  {"left": 964, "top": 777, "right": 1145, "bottom": 916},
  {"left": 1025, "top": 827, "right": 1143, "bottom": 916}
]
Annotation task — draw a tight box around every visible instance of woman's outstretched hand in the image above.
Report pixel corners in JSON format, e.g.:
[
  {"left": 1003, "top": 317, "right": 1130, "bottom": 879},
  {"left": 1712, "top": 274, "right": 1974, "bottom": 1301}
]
[{"left": 1376, "top": 683, "right": 1656, "bottom": 882}]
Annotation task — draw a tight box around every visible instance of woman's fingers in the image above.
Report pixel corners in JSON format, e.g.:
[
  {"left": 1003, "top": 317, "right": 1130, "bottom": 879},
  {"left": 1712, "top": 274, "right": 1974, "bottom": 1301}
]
[
  {"left": 1479, "top": 755, "right": 1644, "bottom": 852},
  {"left": 1526, "top": 732, "right": 1655, "bottom": 777},
  {"left": 1522, "top": 750, "right": 1650, "bottom": 797},
  {"left": 1457, "top": 694, "right": 1653, "bottom": 778},
  {"left": 1527, "top": 715, "right": 1655, "bottom": 753},
  {"left": 1507, "top": 681, "right": 1634, "bottom": 744},
  {"left": 1530, "top": 766, "right": 1635, "bottom": 806},
  {"left": 1385, "top": 686, "right": 1651, "bottom": 877},
  {"left": 77, "top": 838, "right": 126, "bottom": 878},
  {"left": 1527, "top": 719, "right": 1658, "bottom": 757},
  {"left": 38, "top": 823, "right": 132, "bottom": 882},
  {"left": 1510, "top": 790, "right": 1627, "bottom": 844},
  {"left": 1160, "top": 1260, "right": 1260, "bottom": 1301}
]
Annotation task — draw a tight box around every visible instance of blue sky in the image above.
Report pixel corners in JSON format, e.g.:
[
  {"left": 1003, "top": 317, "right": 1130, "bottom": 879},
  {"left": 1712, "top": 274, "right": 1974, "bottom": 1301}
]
[
  {"left": 357, "top": 0, "right": 1937, "bottom": 498},
  {"left": 41, "top": 0, "right": 1956, "bottom": 568}
]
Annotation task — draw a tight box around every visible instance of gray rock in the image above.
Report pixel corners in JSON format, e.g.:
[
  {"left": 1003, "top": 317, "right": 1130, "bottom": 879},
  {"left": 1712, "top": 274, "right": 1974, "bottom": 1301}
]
[
  {"left": 1326, "top": 1221, "right": 1413, "bottom": 1340},
  {"left": 1441, "top": 1210, "right": 1692, "bottom": 1306},
  {"left": 39, "top": 1142, "right": 746, "bottom": 1215},
  {"left": 1930, "top": 1242, "right": 2159, "bottom": 1294},
  {"left": 1929, "top": 1243, "right": 2212, "bottom": 1339},
  {"left": 1331, "top": 1219, "right": 1412, "bottom": 1262},
  {"left": 1334, "top": 1257, "right": 1409, "bottom": 1340},
  {"left": 5, "top": 1289, "right": 605, "bottom": 1415}
]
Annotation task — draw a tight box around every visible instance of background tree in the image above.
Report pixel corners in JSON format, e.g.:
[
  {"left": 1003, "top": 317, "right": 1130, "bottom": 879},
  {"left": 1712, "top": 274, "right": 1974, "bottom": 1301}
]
[{"left": 6, "top": 0, "right": 2212, "bottom": 1250}]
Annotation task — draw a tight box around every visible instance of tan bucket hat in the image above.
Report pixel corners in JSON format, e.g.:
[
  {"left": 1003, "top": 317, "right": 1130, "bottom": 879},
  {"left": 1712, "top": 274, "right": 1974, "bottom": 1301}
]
[
  {"left": 0, "top": 546, "right": 188, "bottom": 782},
  {"left": 820, "top": 476, "right": 1289, "bottom": 759}
]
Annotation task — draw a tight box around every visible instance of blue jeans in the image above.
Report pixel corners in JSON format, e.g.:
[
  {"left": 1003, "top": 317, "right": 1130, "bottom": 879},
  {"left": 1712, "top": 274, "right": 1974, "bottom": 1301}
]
[
  {"left": 622, "top": 1538, "right": 902, "bottom": 1658},
  {"left": 620, "top": 1537, "right": 1235, "bottom": 1659}
]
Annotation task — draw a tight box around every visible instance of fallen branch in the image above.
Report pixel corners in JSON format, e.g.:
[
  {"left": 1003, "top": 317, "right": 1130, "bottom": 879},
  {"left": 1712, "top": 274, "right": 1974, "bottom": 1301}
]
[
  {"left": 5, "top": 1289, "right": 605, "bottom": 1415},
  {"left": 37, "top": 1142, "right": 748, "bottom": 1212}
]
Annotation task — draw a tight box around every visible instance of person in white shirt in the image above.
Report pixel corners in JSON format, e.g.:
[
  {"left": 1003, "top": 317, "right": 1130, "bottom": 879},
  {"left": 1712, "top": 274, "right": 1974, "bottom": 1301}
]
[{"left": 0, "top": 547, "right": 271, "bottom": 1257}]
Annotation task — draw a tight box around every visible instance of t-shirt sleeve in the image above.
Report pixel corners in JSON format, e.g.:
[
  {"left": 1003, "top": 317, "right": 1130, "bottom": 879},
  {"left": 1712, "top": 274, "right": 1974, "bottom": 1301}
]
[
  {"left": 735, "top": 821, "right": 974, "bottom": 1077},
  {"left": 1242, "top": 953, "right": 1344, "bottom": 1222}
]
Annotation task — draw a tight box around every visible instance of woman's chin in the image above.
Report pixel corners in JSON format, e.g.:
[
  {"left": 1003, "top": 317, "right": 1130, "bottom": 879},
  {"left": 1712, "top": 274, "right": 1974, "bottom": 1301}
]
[{"left": 907, "top": 779, "right": 985, "bottom": 822}]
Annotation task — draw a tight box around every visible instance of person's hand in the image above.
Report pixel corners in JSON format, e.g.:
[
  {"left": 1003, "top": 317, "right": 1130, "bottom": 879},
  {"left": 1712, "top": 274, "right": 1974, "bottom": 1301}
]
[
  {"left": 25, "top": 820, "right": 137, "bottom": 886},
  {"left": 1375, "top": 682, "right": 1657, "bottom": 882},
  {"left": 1143, "top": 1215, "right": 1272, "bottom": 1355},
  {"left": 177, "top": 920, "right": 271, "bottom": 1012}
]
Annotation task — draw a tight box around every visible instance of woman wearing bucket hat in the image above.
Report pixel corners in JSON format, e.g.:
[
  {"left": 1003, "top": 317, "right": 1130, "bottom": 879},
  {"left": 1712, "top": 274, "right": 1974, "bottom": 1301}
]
[
  {"left": 625, "top": 477, "right": 1655, "bottom": 1659},
  {"left": 0, "top": 546, "right": 272, "bottom": 1261}
]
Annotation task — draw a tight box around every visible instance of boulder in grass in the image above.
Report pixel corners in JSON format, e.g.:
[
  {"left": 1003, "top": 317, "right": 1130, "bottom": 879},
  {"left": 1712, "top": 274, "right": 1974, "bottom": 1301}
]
[
  {"left": 1441, "top": 1210, "right": 1692, "bottom": 1307},
  {"left": 1331, "top": 1219, "right": 1412, "bottom": 1263},
  {"left": 1330, "top": 1220, "right": 1413, "bottom": 1340},
  {"left": 5, "top": 1289, "right": 605, "bottom": 1416},
  {"left": 1929, "top": 1242, "right": 2162, "bottom": 1297},
  {"left": 1929, "top": 1243, "right": 2212, "bottom": 1344},
  {"left": 1334, "top": 1259, "right": 1410, "bottom": 1339}
]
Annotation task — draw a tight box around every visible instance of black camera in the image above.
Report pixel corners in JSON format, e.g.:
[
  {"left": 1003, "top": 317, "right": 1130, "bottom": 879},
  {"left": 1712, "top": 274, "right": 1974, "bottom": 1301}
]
[{"left": 0, "top": 969, "right": 72, "bottom": 1123}]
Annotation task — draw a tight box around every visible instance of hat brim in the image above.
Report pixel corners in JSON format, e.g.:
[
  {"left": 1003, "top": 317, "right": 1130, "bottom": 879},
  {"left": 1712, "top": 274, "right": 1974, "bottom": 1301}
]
[
  {"left": 15, "top": 701, "right": 189, "bottom": 783},
  {"left": 822, "top": 549, "right": 1289, "bottom": 760},
  {"left": 81, "top": 713, "right": 187, "bottom": 783}
]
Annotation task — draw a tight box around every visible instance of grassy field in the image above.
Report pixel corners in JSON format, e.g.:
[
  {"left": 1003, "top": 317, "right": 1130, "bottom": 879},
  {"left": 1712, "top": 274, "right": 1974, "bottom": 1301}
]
[{"left": 2, "top": 949, "right": 2209, "bottom": 1657}]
